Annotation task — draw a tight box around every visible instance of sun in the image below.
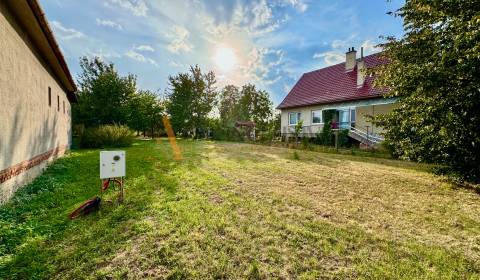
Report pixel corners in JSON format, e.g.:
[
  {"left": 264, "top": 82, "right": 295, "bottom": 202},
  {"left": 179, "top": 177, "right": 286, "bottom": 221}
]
[{"left": 213, "top": 46, "right": 237, "bottom": 73}]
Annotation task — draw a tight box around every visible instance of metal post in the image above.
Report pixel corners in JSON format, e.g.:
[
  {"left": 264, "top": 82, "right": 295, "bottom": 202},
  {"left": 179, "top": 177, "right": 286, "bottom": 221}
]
[{"left": 334, "top": 129, "right": 339, "bottom": 152}]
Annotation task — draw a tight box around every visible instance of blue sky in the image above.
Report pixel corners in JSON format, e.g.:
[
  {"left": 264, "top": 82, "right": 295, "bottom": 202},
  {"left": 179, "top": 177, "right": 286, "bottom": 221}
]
[{"left": 43, "top": 0, "right": 404, "bottom": 106}]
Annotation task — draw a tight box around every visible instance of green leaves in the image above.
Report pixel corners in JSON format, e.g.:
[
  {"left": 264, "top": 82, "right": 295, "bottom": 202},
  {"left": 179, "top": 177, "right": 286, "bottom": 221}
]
[
  {"left": 375, "top": 0, "right": 480, "bottom": 182},
  {"left": 73, "top": 56, "right": 137, "bottom": 127},
  {"left": 166, "top": 65, "right": 217, "bottom": 137}
]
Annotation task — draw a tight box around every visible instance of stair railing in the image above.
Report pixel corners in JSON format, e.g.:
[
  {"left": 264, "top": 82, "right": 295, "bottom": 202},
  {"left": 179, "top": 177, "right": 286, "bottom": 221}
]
[{"left": 348, "top": 126, "right": 384, "bottom": 144}]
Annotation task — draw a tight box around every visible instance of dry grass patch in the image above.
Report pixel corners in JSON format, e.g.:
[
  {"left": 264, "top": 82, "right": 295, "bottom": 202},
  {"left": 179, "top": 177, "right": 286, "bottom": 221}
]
[{"left": 1, "top": 140, "right": 479, "bottom": 279}]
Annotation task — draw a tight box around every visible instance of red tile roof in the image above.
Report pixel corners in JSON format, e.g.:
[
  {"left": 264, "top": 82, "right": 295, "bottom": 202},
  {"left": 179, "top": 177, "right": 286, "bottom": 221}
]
[{"left": 277, "top": 53, "right": 388, "bottom": 109}]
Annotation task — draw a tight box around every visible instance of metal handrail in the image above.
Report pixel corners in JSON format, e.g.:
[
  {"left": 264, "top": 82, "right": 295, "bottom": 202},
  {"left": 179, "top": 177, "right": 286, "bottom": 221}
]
[{"left": 349, "top": 126, "right": 384, "bottom": 144}]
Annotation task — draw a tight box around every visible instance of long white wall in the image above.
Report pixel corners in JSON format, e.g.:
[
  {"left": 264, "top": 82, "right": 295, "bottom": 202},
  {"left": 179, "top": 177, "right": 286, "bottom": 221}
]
[{"left": 0, "top": 2, "right": 72, "bottom": 203}]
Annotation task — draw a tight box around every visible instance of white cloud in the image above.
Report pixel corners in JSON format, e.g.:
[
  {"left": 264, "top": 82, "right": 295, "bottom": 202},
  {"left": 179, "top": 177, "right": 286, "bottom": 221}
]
[
  {"left": 168, "top": 60, "right": 186, "bottom": 68},
  {"left": 50, "top": 21, "right": 84, "bottom": 40},
  {"left": 201, "top": 0, "right": 285, "bottom": 38},
  {"left": 285, "top": 0, "right": 308, "bottom": 12},
  {"left": 108, "top": 0, "right": 148, "bottom": 16},
  {"left": 135, "top": 45, "right": 155, "bottom": 52},
  {"left": 312, "top": 37, "right": 381, "bottom": 66},
  {"left": 251, "top": 0, "right": 274, "bottom": 29},
  {"left": 313, "top": 51, "right": 344, "bottom": 65},
  {"left": 88, "top": 49, "right": 121, "bottom": 59},
  {"left": 165, "top": 26, "right": 193, "bottom": 53},
  {"left": 331, "top": 39, "right": 349, "bottom": 50},
  {"left": 360, "top": 40, "right": 382, "bottom": 55},
  {"left": 96, "top": 18, "right": 123, "bottom": 30},
  {"left": 125, "top": 49, "right": 158, "bottom": 66},
  {"left": 242, "top": 47, "right": 285, "bottom": 85}
]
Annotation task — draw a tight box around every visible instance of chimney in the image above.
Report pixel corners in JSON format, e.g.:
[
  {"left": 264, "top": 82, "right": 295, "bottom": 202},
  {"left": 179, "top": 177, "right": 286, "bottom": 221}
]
[
  {"left": 345, "top": 47, "right": 356, "bottom": 71},
  {"left": 357, "top": 47, "right": 365, "bottom": 87}
]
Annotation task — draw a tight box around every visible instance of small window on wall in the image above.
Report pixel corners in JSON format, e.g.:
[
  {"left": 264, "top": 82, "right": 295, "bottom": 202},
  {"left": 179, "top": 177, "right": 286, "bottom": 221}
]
[
  {"left": 48, "top": 87, "right": 51, "bottom": 107},
  {"left": 63, "top": 101, "right": 65, "bottom": 114},
  {"left": 289, "top": 112, "right": 301, "bottom": 125},
  {"left": 350, "top": 109, "right": 356, "bottom": 123},
  {"left": 57, "top": 95, "right": 60, "bottom": 111},
  {"left": 312, "top": 110, "right": 322, "bottom": 124}
]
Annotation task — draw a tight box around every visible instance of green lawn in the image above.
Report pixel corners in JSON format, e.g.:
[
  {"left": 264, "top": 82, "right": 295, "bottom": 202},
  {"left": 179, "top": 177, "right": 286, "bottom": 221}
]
[{"left": 1, "top": 140, "right": 479, "bottom": 279}]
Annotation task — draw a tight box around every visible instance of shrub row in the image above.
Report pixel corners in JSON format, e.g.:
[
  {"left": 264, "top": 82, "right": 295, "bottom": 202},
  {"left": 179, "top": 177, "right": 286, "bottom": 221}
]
[{"left": 79, "top": 124, "right": 134, "bottom": 148}]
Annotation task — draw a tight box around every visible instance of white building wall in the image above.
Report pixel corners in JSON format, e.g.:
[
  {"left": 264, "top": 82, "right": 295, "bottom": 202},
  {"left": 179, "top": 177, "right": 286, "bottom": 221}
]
[
  {"left": 280, "top": 100, "right": 395, "bottom": 138},
  {"left": 0, "top": 2, "right": 72, "bottom": 203}
]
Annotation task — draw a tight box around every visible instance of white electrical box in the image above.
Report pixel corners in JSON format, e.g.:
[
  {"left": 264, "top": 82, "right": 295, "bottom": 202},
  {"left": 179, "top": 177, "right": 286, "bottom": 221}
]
[{"left": 100, "top": 151, "right": 126, "bottom": 179}]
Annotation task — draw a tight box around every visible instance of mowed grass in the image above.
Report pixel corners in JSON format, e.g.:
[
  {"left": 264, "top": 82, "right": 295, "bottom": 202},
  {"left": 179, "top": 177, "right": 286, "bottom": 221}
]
[{"left": 1, "top": 140, "right": 479, "bottom": 279}]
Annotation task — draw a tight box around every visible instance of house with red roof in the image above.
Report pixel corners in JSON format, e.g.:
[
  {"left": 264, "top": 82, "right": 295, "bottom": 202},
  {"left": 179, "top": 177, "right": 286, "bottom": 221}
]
[{"left": 277, "top": 47, "right": 396, "bottom": 145}]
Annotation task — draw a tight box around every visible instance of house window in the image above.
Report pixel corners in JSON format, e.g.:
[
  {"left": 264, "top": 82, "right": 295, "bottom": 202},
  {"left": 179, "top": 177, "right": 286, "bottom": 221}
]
[
  {"left": 57, "top": 95, "right": 60, "bottom": 111},
  {"left": 350, "top": 109, "right": 356, "bottom": 123},
  {"left": 339, "top": 109, "right": 349, "bottom": 127},
  {"left": 312, "top": 110, "right": 322, "bottom": 124},
  {"left": 289, "top": 112, "right": 301, "bottom": 125},
  {"left": 48, "top": 87, "right": 51, "bottom": 107}
]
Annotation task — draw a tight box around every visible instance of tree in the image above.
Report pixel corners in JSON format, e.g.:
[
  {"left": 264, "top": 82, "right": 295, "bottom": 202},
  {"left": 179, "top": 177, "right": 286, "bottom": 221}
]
[
  {"left": 166, "top": 65, "right": 217, "bottom": 137},
  {"left": 238, "top": 84, "right": 273, "bottom": 131},
  {"left": 294, "top": 120, "right": 303, "bottom": 144},
  {"left": 73, "top": 57, "right": 137, "bottom": 127},
  {"left": 374, "top": 0, "right": 480, "bottom": 182},
  {"left": 128, "top": 90, "right": 164, "bottom": 137},
  {"left": 218, "top": 85, "right": 241, "bottom": 127}
]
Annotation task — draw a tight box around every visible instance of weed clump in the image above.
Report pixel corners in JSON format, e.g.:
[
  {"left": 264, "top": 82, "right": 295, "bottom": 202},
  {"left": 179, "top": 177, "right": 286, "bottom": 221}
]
[{"left": 292, "top": 150, "right": 300, "bottom": 160}]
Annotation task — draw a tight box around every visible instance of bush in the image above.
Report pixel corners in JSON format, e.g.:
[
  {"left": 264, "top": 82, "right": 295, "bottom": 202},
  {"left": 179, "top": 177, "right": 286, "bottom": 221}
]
[
  {"left": 337, "top": 129, "right": 350, "bottom": 147},
  {"left": 79, "top": 124, "right": 134, "bottom": 148},
  {"left": 211, "top": 125, "right": 245, "bottom": 142},
  {"left": 292, "top": 150, "right": 300, "bottom": 160}
]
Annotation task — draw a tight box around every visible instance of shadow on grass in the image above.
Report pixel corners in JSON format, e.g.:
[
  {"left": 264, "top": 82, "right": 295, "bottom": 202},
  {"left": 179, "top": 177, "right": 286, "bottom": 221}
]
[{"left": 0, "top": 140, "right": 193, "bottom": 279}]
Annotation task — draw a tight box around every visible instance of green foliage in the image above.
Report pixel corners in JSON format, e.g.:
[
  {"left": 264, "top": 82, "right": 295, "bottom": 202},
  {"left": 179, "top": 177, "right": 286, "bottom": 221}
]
[
  {"left": 247, "top": 260, "right": 261, "bottom": 280},
  {"left": 209, "top": 119, "right": 244, "bottom": 141},
  {"left": 338, "top": 129, "right": 350, "bottom": 147},
  {"left": 218, "top": 84, "right": 274, "bottom": 137},
  {"left": 315, "top": 111, "right": 334, "bottom": 145},
  {"left": 294, "top": 120, "right": 303, "bottom": 138},
  {"left": 79, "top": 124, "right": 134, "bottom": 148},
  {"left": 373, "top": 0, "right": 480, "bottom": 182},
  {"left": 292, "top": 150, "right": 300, "bottom": 160},
  {"left": 127, "top": 90, "right": 164, "bottom": 137},
  {"left": 166, "top": 65, "right": 217, "bottom": 138},
  {"left": 237, "top": 84, "right": 273, "bottom": 131},
  {"left": 301, "top": 136, "right": 311, "bottom": 150},
  {"left": 257, "top": 113, "right": 280, "bottom": 143},
  {"left": 73, "top": 57, "right": 137, "bottom": 127},
  {"left": 218, "top": 85, "right": 242, "bottom": 127}
]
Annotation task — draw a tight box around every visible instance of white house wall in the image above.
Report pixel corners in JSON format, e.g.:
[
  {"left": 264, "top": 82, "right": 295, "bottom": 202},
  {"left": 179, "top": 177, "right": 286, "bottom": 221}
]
[
  {"left": 280, "top": 99, "right": 396, "bottom": 137},
  {"left": 0, "top": 2, "right": 72, "bottom": 204}
]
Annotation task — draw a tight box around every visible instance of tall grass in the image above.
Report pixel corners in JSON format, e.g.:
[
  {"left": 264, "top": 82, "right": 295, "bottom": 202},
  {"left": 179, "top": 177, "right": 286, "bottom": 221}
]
[{"left": 79, "top": 124, "right": 134, "bottom": 148}]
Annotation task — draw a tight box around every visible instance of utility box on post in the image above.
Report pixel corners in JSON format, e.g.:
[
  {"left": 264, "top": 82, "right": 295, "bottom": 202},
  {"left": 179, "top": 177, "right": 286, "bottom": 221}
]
[{"left": 100, "top": 151, "right": 126, "bottom": 179}]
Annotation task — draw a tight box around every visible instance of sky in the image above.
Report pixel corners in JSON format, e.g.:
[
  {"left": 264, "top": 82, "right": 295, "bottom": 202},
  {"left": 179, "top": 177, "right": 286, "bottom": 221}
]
[{"left": 42, "top": 0, "right": 404, "bottom": 106}]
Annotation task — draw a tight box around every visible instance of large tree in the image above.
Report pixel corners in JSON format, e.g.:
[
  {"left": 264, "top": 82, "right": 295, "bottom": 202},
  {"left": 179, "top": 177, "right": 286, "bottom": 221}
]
[
  {"left": 218, "top": 85, "right": 241, "bottom": 127},
  {"left": 374, "top": 0, "right": 480, "bottom": 182},
  {"left": 238, "top": 84, "right": 273, "bottom": 131},
  {"left": 127, "top": 90, "right": 164, "bottom": 137},
  {"left": 73, "top": 57, "right": 137, "bottom": 127},
  {"left": 166, "top": 65, "right": 217, "bottom": 137}
]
